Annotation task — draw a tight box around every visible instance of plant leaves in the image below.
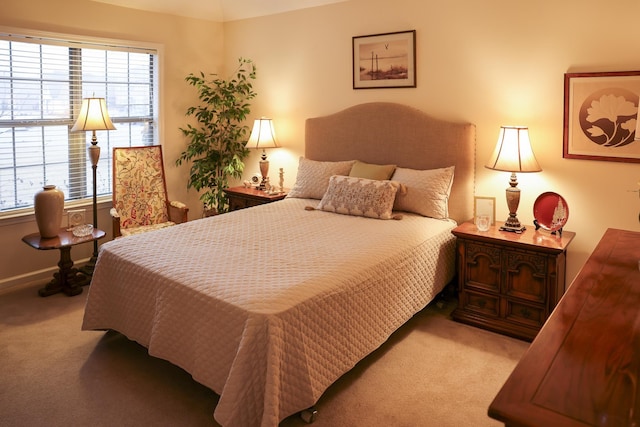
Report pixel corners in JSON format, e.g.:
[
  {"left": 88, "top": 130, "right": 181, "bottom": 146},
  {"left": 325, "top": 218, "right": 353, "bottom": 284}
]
[{"left": 176, "top": 58, "right": 257, "bottom": 213}]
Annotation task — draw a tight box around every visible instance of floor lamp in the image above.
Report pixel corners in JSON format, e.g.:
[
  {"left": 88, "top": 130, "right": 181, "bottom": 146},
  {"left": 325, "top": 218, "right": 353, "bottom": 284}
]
[{"left": 71, "top": 97, "right": 116, "bottom": 275}]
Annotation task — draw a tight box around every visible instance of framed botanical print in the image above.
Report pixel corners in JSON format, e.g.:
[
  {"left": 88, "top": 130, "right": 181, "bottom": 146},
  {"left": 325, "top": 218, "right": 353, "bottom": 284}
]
[{"left": 563, "top": 70, "right": 640, "bottom": 163}]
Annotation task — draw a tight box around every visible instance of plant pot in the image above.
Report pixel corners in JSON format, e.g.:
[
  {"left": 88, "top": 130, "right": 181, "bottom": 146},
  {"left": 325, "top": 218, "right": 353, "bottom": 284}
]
[{"left": 34, "top": 185, "right": 64, "bottom": 238}]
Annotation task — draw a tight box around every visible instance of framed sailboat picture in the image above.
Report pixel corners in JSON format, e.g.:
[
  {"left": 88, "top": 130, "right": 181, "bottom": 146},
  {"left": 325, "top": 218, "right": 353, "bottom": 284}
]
[{"left": 352, "top": 30, "right": 416, "bottom": 89}]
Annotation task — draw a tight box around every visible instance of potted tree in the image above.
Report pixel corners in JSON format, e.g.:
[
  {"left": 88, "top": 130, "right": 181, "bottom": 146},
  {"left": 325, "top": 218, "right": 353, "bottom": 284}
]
[{"left": 176, "top": 58, "right": 257, "bottom": 215}]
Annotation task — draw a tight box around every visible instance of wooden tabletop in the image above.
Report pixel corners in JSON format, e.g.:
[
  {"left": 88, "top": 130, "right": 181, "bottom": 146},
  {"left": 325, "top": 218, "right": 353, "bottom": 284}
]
[
  {"left": 452, "top": 221, "right": 575, "bottom": 253},
  {"left": 223, "top": 186, "right": 288, "bottom": 201},
  {"left": 488, "top": 228, "right": 640, "bottom": 426},
  {"left": 22, "top": 228, "right": 106, "bottom": 250}
]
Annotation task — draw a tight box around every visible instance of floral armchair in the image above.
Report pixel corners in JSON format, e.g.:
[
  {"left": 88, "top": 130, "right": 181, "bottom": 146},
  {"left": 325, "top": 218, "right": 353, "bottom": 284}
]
[{"left": 111, "top": 145, "right": 188, "bottom": 238}]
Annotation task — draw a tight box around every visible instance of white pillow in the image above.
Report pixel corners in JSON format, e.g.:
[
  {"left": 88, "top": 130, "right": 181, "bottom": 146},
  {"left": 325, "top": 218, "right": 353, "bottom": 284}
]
[
  {"left": 315, "top": 175, "right": 402, "bottom": 220},
  {"left": 287, "top": 157, "right": 355, "bottom": 200},
  {"left": 391, "top": 166, "right": 455, "bottom": 219}
]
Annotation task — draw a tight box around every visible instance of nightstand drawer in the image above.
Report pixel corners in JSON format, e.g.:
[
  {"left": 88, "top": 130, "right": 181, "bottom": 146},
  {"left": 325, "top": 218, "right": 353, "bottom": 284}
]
[
  {"left": 460, "top": 290, "right": 500, "bottom": 318},
  {"left": 229, "top": 197, "right": 263, "bottom": 211},
  {"left": 504, "top": 298, "right": 545, "bottom": 329}
]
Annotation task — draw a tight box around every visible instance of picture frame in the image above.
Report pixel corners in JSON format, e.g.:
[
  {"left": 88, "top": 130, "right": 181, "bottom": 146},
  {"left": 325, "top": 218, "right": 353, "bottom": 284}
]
[
  {"left": 352, "top": 30, "right": 416, "bottom": 89},
  {"left": 67, "top": 209, "right": 86, "bottom": 228},
  {"left": 563, "top": 71, "right": 640, "bottom": 163},
  {"left": 474, "top": 196, "right": 496, "bottom": 226}
]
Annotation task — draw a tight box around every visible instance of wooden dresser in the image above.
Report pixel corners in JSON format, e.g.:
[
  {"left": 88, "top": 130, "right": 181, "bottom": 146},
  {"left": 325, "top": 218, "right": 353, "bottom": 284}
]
[{"left": 489, "top": 228, "right": 640, "bottom": 427}]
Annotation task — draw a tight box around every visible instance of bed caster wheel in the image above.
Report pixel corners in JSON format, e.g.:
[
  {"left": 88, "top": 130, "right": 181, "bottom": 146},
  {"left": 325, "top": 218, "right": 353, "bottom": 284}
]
[{"left": 300, "top": 406, "right": 318, "bottom": 424}]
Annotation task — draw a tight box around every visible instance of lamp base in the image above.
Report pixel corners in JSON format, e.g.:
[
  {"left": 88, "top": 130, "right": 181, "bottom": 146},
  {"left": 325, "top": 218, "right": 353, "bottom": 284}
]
[
  {"left": 79, "top": 254, "right": 98, "bottom": 278},
  {"left": 500, "top": 214, "right": 526, "bottom": 233},
  {"left": 259, "top": 155, "right": 270, "bottom": 191},
  {"left": 257, "top": 177, "right": 269, "bottom": 191},
  {"left": 500, "top": 174, "right": 525, "bottom": 233},
  {"left": 499, "top": 223, "right": 526, "bottom": 233}
]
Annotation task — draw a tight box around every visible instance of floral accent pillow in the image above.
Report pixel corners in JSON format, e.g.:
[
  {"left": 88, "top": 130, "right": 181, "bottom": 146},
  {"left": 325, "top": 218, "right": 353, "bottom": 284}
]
[
  {"left": 313, "top": 175, "right": 402, "bottom": 220},
  {"left": 287, "top": 157, "right": 355, "bottom": 199},
  {"left": 391, "top": 166, "right": 455, "bottom": 219}
]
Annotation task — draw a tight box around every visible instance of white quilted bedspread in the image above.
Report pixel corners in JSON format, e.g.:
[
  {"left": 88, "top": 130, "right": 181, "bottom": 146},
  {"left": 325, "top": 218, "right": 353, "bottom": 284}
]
[{"left": 82, "top": 198, "right": 456, "bottom": 426}]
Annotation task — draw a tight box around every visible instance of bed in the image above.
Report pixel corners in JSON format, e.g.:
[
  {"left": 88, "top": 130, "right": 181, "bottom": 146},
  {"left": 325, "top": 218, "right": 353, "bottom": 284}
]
[{"left": 82, "top": 102, "right": 476, "bottom": 427}]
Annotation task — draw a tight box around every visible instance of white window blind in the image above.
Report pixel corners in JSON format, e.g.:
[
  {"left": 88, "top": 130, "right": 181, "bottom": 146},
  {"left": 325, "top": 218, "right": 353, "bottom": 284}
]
[{"left": 0, "top": 31, "right": 158, "bottom": 215}]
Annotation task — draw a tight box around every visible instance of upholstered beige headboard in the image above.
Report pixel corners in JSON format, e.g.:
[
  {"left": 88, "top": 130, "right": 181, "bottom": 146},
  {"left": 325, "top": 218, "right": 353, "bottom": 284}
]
[{"left": 305, "top": 102, "right": 476, "bottom": 224}]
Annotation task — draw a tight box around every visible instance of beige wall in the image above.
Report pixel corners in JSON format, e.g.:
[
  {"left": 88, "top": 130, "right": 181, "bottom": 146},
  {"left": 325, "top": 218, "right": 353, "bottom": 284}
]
[
  {"left": 223, "top": 0, "right": 640, "bottom": 285},
  {"left": 2, "top": 0, "right": 640, "bottom": 291},
  {"left": 0, "top": 0, "right": 223, "bottom": 290}
]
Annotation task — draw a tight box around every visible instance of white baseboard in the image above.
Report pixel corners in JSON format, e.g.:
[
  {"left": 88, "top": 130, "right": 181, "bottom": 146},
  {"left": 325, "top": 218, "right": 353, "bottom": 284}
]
[{"left": 0, "top": 257, "right": 90, "bottom": 295}]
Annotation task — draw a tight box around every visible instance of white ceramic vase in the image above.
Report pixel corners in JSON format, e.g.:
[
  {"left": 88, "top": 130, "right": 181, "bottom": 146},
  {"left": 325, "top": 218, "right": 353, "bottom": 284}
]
[{"left": 34, "top": 185, "right": 64, "bottom": 238}]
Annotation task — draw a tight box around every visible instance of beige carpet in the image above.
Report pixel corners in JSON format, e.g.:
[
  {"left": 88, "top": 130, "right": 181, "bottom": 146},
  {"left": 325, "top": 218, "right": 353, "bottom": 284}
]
[{"left": 0, "top": 282, "right": 528, "bottom": 426}]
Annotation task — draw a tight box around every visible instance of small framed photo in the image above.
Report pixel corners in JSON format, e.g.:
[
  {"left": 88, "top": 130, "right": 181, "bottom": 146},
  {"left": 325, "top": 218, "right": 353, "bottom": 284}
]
[
  {"left": 563, "top": 70, "right": 640, "bottom": 163},
  {"left": 474, "top": 196, "right": 496, "bottom": 226},
  {"left": 352, "top": 30, "right": 416, "bottom": 89},
  {"left": 67, "top": 209, "right": 86, "bottom": 228}
]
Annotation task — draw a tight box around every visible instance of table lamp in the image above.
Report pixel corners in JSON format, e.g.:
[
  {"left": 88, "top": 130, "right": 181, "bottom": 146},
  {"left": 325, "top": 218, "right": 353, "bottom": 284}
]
[
  {"left": 246, "top": 118, "right": 279, "bottom": 190},
  {"left": 71, "top": 97, "right": 116, "bottom": 273},
  {"left": 485, "top": 126, "right": 541, "bottom": 233}
]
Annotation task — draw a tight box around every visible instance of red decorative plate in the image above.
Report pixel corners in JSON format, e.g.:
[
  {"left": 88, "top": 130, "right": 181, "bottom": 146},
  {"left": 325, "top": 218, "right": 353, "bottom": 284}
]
[{"left": 533, "top": 192, "right": 569, "bottom": 232}]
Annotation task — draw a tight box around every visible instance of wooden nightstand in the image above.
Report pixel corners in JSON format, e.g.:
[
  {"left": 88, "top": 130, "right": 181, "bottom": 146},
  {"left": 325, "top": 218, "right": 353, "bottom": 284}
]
[
  {"left": 223, "top": 186, "right": 287, "bottom": 211},
  {"left": 451, "top": 221, "right": 575, "bottom": 341}
]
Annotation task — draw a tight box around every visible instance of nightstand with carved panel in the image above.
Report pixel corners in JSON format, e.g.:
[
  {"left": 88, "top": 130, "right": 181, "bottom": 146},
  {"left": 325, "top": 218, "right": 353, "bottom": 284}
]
[{"left": 451, "top": 221, "right": 575, "bottom": 341}]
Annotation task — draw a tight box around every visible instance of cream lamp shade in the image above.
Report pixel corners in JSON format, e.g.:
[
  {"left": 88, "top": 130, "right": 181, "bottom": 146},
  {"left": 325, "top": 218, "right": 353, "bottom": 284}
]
[
  {"left": 246, "top": 118, "right": 279, "bottom": 190},
  {"left": 71, "top": 97, "right": 116, "bottom": 166},
  {"left": 71, "top": 97, "right": 116, "bottom": 132},
  {"left": 485, "top": 126, "right": 541, "bottom": 232}
]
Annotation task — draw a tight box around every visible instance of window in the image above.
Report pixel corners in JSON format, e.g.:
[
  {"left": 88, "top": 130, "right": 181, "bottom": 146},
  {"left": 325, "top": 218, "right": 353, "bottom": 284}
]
[{"left": 0, "top": 30, "right": 158, "bottom": 216}]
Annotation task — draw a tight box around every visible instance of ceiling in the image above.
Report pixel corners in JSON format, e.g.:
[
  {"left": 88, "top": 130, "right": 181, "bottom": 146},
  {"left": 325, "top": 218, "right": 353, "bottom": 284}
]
[{"left": 92, "top": 0, "right": 348, "bottom": 22}]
